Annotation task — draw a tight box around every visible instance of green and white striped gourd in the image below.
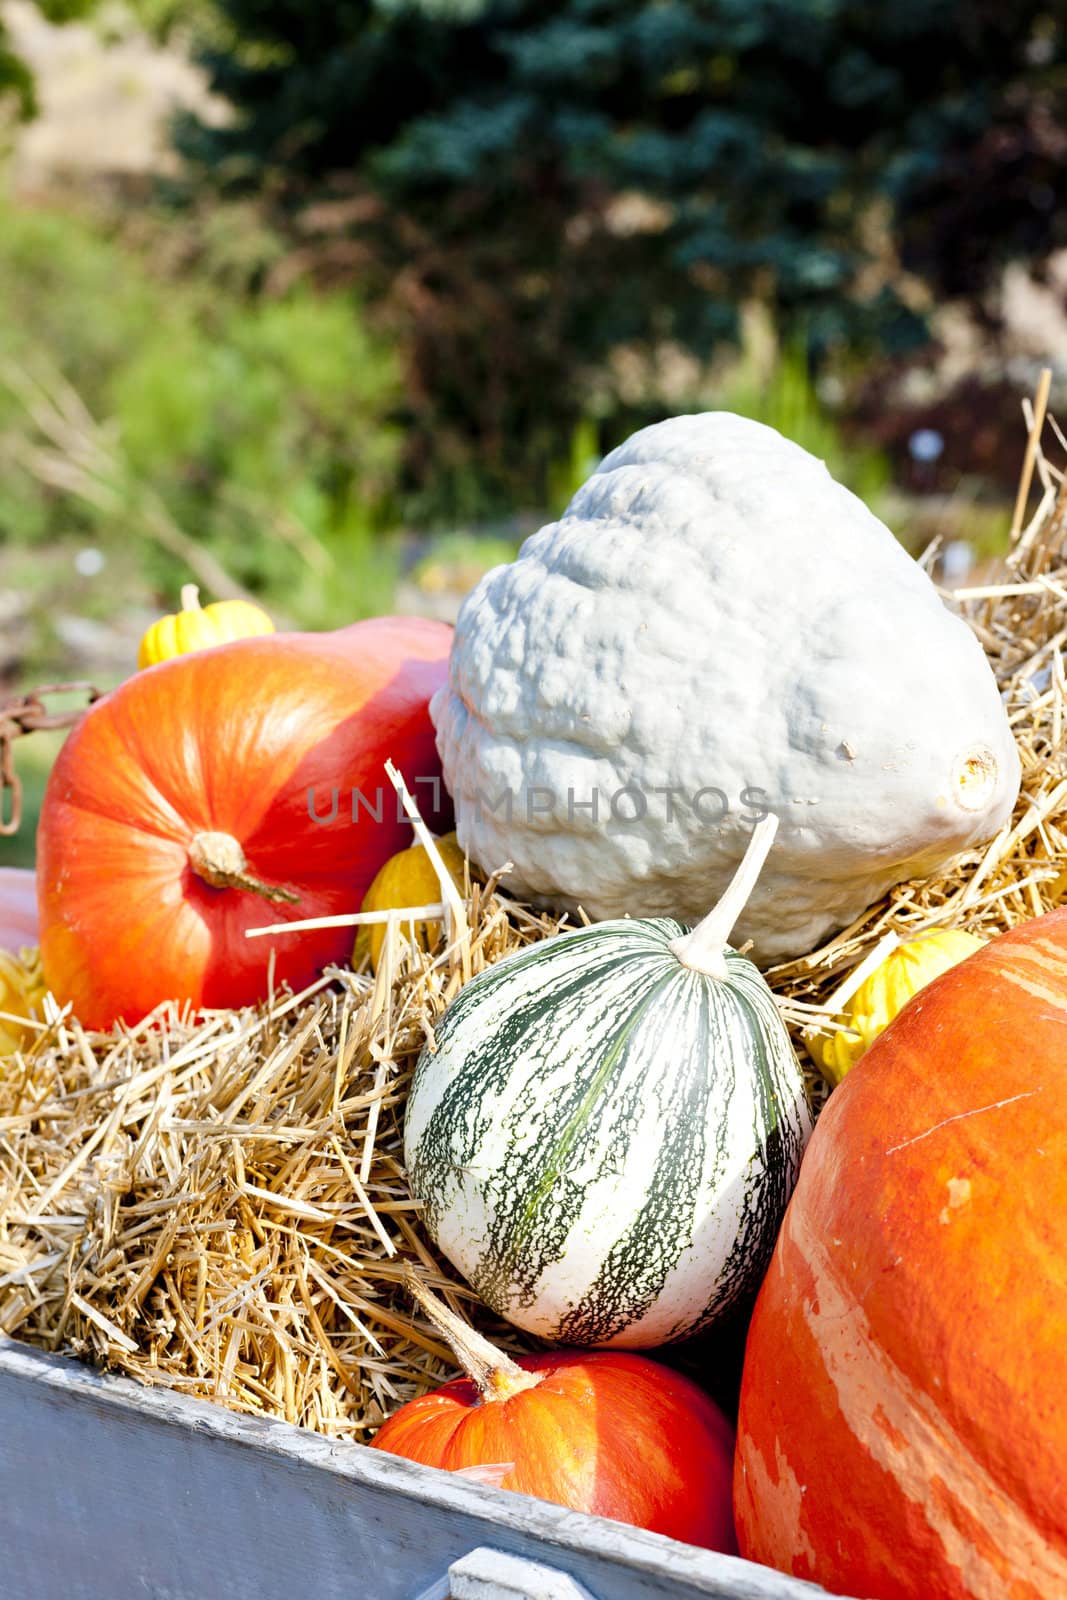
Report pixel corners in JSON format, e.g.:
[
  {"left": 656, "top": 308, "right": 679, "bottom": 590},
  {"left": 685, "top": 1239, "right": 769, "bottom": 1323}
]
[{"left": 405, "top": 817, "right": 812, "bottom": 1348}]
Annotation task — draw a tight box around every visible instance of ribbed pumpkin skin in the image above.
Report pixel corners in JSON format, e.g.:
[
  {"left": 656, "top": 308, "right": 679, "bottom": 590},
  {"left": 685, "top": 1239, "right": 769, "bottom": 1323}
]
[
  {"left": 405, "top": 918, "right": 811, "bottom": 1348},
  {"left": 734, "top": 910, "right": 1067, "bottom": 1600},
  {"left": 371, "top": 1348, "right": 738, "bottom": 1552},
  {"left": 38, "top": 618, "right": 452, "bottom": 1027}
]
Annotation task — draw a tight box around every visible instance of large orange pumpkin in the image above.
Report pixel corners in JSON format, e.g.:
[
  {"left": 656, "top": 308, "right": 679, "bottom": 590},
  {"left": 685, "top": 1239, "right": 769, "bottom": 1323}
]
[
  {"left": 734, "top": 909, "right": 1067, "bottom": 1599},
  {"left": 38, "top": 617, "right": 452, "bottom": 1028}
]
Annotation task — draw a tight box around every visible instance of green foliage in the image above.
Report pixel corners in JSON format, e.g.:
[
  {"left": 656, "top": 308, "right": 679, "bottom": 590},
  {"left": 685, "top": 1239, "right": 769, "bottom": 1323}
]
[
  {"left": 106, "top": 289, "right": 402, "bottom": 611},
  {"left": 718, "top": 346, "right": 891, "bottom": 511},
  {"left": 35, "top": 0, "right": 104, "bottom": 21},
  {"left": 0, "top": 198, "right": 404, "bottom": 626},
  {"left": 108, "top": 0, "right": 224, "bottom": 43},
  {"left": 0, "top": 27, "right": 35, "bottom": 123},
  {"left": 547, "top": 416, "right": 603, "bottom": 517},
  {"left": 176, "top": 0, "right": 1066, "bottom": 513}
]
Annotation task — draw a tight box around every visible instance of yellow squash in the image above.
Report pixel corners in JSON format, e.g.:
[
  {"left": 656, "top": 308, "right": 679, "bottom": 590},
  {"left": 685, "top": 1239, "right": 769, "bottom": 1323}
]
[
  {"left": 0, "top": 946, "right": 46, "bottom": 1058},
  {"left": 138, "top": 584, "right": 274, "bottom": 669},
  {"left": 812, "top": 928, "right": 986, "bottom": 1085},
  {"left": 355, "top": 833, "right": 465, "bottom": 971}
]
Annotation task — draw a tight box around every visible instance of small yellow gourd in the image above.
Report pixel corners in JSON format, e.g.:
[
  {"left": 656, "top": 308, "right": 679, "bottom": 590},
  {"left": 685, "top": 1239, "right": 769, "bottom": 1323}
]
[
  {"left": 138, "top": 584, "right": 275, "bottom": 669},
  {"left": 355, "top": 833, "right": 466, "bottom": 971},
  {"left": 811, "top": 928, "right": 986, "bottom": 1086},
  {"left": 0, "top": 946, "right": 46, "bottom": 1058}
]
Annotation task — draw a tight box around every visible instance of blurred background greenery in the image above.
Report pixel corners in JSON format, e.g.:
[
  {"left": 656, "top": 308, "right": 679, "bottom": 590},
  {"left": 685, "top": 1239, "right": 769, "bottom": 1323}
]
[{"left": 1, "top": 0, "right": 1065, "bottom": 862}]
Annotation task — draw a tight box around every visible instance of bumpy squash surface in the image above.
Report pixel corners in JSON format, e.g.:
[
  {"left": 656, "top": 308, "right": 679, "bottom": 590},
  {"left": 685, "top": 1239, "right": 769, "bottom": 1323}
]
[{"left": 434, "top": 413, "right": 1019, "bottom": 960}]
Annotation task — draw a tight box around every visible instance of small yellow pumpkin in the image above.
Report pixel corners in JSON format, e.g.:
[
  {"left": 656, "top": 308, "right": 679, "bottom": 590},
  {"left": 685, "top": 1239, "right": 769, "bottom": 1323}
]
[
  {"left": 0, "top": 946, "right": 47, "bottom": 1057},
  {"left": 355, "top": 833, "right": 466, "bottom": 971},
  {"left": 811, "top": 928, "right": 986, "bottom": 1086},
  {"left": 138, "top": 584, "right": 275, "bottom": 669}
]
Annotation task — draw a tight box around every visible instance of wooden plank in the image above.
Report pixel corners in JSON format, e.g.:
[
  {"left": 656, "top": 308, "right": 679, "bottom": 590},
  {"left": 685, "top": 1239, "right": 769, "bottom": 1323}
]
[
  {"left": 0, "top": 1338, "right": 842, "bottom": 1600},
  {"left": 444, "top": 1545, "right": 596, "bottom": 1598}
]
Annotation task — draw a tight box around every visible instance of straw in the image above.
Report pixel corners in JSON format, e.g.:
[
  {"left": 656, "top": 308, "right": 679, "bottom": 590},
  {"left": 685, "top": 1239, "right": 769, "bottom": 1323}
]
[
  {"left": 1, "top": 389, "right": 1065, "bottom": 1433},
  {"left": 0, "top": 888, "right": 556, "bottom": 1437}
]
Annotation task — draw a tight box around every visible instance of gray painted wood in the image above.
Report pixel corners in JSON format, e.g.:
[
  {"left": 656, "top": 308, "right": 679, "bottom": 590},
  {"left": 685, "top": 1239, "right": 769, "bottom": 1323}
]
[
  {"left": 0, "top": 1337, "right": 849, "bottom": 1600},
  {"left": 446, "top": 1546, "right": 597, "bottom": 1599}
]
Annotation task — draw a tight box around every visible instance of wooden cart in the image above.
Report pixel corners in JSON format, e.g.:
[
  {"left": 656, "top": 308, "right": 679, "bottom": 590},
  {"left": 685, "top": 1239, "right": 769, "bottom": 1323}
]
[{"left": 0, "top": 1339, "right": 852, "bottom": 1600}]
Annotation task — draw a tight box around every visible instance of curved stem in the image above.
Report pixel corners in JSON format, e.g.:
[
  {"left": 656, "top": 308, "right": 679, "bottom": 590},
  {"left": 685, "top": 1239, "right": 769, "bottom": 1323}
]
[
  {"left": 180, "top": 583, "right": 202, "bottom": 613},
  {"left": 404, "top": 1269, "right": 541, "bottom": 1403},
  {"left": 668, "top": 813, "right": 779, "bottom": 978},
  {"left": 188, "top": 831, "right": 300, "bottom": 906}
]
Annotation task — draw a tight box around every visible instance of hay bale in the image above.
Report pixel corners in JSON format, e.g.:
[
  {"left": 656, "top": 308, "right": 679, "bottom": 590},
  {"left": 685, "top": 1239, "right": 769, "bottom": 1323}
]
[
  {"left": 0, "top": 872, "right": 565, "bottom": 1438},
  {"left": 1, "top": 412, "right": 1064, "bottom": 1437}
]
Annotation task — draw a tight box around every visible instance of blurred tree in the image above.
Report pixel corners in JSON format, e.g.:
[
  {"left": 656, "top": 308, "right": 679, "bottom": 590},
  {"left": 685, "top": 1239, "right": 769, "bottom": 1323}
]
[{"left": 176, "top": 0, "right": 1066, "bottom": 511}]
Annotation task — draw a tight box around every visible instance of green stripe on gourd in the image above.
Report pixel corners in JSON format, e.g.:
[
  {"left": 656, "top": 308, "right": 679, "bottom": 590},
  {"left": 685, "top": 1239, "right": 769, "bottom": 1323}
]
[{"left": 405, "top": 817, "right": 813, "bottom": 1347}]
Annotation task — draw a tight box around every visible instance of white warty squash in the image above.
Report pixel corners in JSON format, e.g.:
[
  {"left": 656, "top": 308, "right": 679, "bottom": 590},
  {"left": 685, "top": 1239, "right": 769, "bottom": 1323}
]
[
  {"left": 405, "top": 817, "right": 813, "bottom": 1347},
  {"left": 432, "top": 413, "right": 1020, "bottom": 961}
]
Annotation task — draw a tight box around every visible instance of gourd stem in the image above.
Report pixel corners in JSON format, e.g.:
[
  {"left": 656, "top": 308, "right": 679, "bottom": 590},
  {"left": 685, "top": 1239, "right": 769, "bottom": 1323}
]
[
  {"left": 188, "top": 831, "right": 300, "bottom": 906},
  {"left": 404, "top": 1269, "right": 542, "bottom": 1404},
  {"left": 180, "top": 583, "right": 202, "bottom": 612},
  {"left": 668, "top": 813, "right": 780, "bottom": 979}
]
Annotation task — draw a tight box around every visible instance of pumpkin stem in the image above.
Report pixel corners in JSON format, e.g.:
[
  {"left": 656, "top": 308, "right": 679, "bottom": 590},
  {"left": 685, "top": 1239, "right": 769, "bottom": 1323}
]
[
  {"left": 188, "top": 831, "right": 300, "bottom": 906},
  {"left": 403, "top": 1269, "right": 542, "bottom": 1404},
  {"left": 668, "top": 813, "right": 780, "bottom": 978},
  {"left": 180, "top": 584, "right": 202, "bottom": 612}
]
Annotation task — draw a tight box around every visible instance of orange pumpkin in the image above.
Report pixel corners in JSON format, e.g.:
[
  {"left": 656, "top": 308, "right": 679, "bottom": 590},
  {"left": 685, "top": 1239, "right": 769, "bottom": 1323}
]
[
  {"left": 376, "top": 1348, "right": 738, "bottom": 1550},
  {"left": 371, "top": 1280, "right": 737, "bottom": 1551},
  {"left": 38, "top": 617, "right": 452, "bottom": 1028},
  {"left": 734, "top": 910, "right": 1067, "bottom": 1599}
]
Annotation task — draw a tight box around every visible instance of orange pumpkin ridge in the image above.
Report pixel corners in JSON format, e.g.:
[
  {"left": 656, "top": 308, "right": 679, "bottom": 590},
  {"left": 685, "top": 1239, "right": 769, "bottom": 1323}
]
[
  {"left": 37, "top": 617, "right": 453, "bottom": 1028},
  {"left": 734, "top": 909, "right": 1067, "bottom": 1600}
]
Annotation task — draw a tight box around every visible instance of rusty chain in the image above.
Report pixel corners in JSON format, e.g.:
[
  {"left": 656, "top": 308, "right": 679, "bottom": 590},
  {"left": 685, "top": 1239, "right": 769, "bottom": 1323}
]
[{"left": 0, "top": 682, "right": 102, "bottom": 836}]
